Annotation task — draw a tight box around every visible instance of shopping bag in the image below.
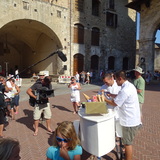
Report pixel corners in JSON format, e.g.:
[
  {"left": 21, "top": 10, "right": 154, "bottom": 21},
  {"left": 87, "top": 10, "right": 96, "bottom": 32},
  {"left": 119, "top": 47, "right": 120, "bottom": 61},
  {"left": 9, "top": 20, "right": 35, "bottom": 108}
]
[{"left": 85, "top": 102, "right": 108, "bottom": 114}]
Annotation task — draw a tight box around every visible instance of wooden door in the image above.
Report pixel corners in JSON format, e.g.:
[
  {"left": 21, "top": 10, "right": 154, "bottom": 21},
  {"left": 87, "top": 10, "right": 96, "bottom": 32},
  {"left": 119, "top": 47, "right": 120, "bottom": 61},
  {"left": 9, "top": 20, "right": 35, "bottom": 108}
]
[{"left": 73, "top": 54, "right": 84, "bottom": 75}]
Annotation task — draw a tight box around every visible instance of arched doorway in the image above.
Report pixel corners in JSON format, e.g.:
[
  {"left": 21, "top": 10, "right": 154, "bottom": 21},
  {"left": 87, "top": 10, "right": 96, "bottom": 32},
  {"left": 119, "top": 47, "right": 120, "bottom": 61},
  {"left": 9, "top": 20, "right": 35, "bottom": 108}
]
[
  {"left": 73, "top": 53, "right": 84, "bottom": 75},
  {"left": 108, "top": 56, "right": 115, "bottom": 70},
  {"left": 123, "top": 57, "right": 129, "bottom": 70},
  {"left": 91, "top": 55, "right": 99, "bottom": 71}
]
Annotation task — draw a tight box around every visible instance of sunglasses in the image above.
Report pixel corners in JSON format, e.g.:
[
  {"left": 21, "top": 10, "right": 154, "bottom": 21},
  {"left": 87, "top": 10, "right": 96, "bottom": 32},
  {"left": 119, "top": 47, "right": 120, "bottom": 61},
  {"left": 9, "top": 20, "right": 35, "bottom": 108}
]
[{"left": 56, "top": 136, "right": 70, "bottom": 143}]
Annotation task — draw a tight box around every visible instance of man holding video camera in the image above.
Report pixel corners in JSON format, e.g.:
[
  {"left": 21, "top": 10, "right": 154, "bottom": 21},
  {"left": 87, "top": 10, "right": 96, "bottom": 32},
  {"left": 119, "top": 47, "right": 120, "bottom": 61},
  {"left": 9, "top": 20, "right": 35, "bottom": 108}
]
[{"left": 26, "top": 72, "right": 53, "bottom": 136}]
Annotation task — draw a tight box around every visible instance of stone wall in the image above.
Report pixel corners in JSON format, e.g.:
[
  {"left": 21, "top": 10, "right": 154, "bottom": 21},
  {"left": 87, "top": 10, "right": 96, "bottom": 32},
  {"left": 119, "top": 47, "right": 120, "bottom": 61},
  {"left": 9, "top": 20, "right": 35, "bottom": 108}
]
[
  {"left": 137, "top": 0, "right": 160, "bottom": 73},
  {"left": 0, "top": 0, "right": 137, "bottom": 77}
]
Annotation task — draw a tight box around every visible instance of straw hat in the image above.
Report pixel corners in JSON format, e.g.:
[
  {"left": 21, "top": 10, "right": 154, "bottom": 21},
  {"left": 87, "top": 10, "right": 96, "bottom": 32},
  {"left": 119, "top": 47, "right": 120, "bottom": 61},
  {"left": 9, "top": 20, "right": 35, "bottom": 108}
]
[
  {"left": 38, "top": 71, "right": 45, "bottom": 76},
  {"left": 133, "top": 66, "right": 144, "bottom": 74}
]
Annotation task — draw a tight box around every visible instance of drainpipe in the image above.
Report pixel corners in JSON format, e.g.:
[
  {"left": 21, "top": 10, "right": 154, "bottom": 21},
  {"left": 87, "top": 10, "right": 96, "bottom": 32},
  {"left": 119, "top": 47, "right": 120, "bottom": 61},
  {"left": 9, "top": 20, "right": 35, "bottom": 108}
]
[{"left": 69, "top": 0, "right": 72, "bottom": 76}]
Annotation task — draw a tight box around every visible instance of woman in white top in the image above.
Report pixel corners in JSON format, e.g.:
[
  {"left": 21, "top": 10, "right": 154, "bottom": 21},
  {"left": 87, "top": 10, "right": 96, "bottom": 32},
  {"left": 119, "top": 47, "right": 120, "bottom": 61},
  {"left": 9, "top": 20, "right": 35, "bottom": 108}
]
[
  {"left": 68, "top": 77, "right": 81, "bottom": 114},
  {"left": 10, "top": 79, "right": 20, "bottom": 115}
]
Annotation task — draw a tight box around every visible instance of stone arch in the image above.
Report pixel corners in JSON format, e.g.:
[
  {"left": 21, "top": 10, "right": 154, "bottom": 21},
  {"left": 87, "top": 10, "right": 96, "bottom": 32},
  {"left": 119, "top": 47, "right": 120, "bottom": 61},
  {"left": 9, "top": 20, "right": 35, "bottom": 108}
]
[
  {"left": 0, "top": 19, "right": 63, "bottom": 77},
  {"left": 137, "top": 0, "right": 160, "bottom": 73}
]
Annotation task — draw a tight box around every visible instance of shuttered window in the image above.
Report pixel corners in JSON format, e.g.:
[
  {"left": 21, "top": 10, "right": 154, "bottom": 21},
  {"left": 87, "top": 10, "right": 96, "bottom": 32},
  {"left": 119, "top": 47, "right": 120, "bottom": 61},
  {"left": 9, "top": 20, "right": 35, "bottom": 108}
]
[
  {"left": 92, "top": 0, "right": 100, "bottom": 16},
  {"left": 106, "top": 12, "right": 117, "bottom": 28},
  {"left": 91, "top": 27, "right": 100, "bottom": 46},
  {"left": 75, "top": 0, "right": 84, "bottom": 12},
  {"left": 74, "top": 24, "right": 84, "bottom": 44},
  {"left": 108, "top": 0, "right": 114, "bottom": 10}
]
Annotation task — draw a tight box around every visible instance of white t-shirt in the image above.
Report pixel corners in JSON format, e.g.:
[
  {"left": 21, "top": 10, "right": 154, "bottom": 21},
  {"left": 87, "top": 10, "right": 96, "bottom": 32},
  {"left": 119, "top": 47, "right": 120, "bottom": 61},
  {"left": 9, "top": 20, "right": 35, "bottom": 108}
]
[
  {"left": 100, "top": 80, "right": 121, "bottom": 109},
  {"left": 114, "top": 81, "right": 141, "bottom": 127},
  {"left": 5, "top": 81, "right": 12, "bottom": 98},
  {"left": 75, "top": 73, "right": 80, "bottom": 81}
]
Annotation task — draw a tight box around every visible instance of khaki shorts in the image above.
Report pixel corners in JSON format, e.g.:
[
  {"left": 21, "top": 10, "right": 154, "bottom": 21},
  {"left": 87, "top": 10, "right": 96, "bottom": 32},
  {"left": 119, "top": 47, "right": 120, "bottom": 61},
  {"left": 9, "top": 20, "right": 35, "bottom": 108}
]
[
  {"left": 139, "top": 103, "right": 143, "bottom": 116},
  {"left": 122, "top": 125, "right": 141, "bottom": 145},
  {"left": 34, "top": 103, "right": 52, "bottom": 120}
]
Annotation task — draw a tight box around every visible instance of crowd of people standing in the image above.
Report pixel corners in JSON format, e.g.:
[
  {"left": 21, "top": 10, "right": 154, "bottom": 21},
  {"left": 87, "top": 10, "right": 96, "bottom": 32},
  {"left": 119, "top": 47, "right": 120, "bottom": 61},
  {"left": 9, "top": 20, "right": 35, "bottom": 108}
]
[
  {"left": 0, "top": 75, "right": 21, "bottom": 138},
  {"left": 74, "top": 71, "right": 93, "bottom": 85},
  {"left": 0, "top": 65, "right": 148, "bottom": 160}
]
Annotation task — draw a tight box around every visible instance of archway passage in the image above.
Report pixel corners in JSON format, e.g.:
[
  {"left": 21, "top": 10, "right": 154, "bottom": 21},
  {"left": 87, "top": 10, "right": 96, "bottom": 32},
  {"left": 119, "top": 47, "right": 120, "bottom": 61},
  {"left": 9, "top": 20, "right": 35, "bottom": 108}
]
[
  {"left": 0, "top": 19, "right": 62, "bottom": 77},
  {"left": 73, "top": 53, "right": 84, "bottom": 75}
]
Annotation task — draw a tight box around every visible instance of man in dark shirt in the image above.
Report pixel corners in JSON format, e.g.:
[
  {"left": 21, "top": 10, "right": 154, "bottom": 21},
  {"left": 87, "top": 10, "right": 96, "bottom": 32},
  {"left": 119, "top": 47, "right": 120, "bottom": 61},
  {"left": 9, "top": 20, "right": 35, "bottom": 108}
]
[
  {"left": 26, "top": 74, "right": 53, "bottom": 136},
  {"left": 0, "top": 76, "right": 9, "bottom": 137}
]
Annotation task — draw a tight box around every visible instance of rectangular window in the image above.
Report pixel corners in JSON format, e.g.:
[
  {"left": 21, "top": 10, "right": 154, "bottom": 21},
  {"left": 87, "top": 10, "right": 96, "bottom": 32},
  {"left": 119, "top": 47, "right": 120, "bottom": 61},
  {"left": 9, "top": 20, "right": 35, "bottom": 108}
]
[
  {"left": 108, "top": 0, "right": 114, "bottom": 10},
  {"left": 106, "top": 12, "right": 117, "bottom": 28},
  {"left": 23, "top": 1, "right": 29, "bottom": 10},
  {"left": 57, "top": 10, "right": 61, "bottom": 18},
  {"left": 92, "top": 0, "right": 99, "bottom": 16},
  {"left": 75, "top": 0, "right": 84, "bottom": 12}
]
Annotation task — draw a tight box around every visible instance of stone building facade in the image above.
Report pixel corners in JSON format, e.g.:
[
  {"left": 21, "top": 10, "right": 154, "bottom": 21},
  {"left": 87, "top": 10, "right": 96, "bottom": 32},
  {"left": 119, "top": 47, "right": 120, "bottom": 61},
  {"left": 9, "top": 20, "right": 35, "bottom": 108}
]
[
  {"left": 0, "top": 0, "right": 136, "bottom": 78},
  {"left": 127, "top": 0, "right": 160, "bottom": 74}
]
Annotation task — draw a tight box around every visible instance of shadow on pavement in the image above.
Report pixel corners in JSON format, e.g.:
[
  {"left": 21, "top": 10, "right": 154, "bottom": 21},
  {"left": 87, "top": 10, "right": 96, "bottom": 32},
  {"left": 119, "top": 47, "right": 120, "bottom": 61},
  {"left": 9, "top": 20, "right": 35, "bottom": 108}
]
[
  {"left": 47, "top": 131, "right": 55, "bottom": 146},
  {"left": 16, "top": 109, "right": 51, "bottom": 132},
  {"left": 53, "top": 105, "right": 72, "bottom": 113},
  {"left": 145, "top": 83, "right": 160, "bottom": 92},
  {"left": 16, "top": 109, "right": 34, "bottom": 132}
]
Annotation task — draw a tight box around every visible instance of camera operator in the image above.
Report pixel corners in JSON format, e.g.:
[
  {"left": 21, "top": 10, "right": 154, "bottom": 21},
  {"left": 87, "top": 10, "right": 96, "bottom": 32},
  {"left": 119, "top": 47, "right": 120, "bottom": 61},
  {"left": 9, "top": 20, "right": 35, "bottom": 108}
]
[
  {"left": 26, "top": 73, "right": 53, "bottom": 136},
  {"left": 0, "top": 76, "right": 9, "bottom": 137}
]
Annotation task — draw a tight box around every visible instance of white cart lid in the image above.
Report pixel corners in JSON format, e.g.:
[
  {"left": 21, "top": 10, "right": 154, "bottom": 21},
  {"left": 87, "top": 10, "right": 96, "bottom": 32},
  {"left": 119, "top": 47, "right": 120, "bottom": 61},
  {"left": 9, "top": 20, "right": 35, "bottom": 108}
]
[{"left": 78, "top": 108, "right": 115, "bottom": 123}]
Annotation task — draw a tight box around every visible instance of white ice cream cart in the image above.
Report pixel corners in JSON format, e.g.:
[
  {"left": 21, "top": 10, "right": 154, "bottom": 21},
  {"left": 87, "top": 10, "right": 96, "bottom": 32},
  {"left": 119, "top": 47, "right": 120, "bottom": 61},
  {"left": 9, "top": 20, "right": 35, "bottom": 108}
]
[{"left": 78, "top": 108, "right": 116, "bottom": 157}]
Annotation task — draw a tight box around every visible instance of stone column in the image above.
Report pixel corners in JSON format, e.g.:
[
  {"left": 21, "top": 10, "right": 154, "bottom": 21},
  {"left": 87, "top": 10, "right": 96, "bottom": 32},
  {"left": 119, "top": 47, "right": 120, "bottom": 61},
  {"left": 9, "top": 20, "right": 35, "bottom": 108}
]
[{"left": 138, "top": 38, "right": 155, "bottom": 74}]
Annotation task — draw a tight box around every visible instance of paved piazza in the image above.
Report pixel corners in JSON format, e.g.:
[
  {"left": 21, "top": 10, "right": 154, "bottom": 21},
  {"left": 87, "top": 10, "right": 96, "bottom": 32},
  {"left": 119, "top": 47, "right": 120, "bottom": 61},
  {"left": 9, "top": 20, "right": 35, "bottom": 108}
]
[{"left": 3, "top": 79, "right": 160, "bottom": 160}]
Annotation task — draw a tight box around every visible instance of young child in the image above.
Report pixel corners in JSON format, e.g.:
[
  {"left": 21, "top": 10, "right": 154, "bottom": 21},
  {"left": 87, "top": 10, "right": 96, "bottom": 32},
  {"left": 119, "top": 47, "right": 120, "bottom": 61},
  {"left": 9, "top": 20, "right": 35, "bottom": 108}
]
[
  {"left": 46, "top": 121, "right": 82, "bottom": 160},
  {"left": 0, "top": 137, "right": 21, "bottom": 160}
]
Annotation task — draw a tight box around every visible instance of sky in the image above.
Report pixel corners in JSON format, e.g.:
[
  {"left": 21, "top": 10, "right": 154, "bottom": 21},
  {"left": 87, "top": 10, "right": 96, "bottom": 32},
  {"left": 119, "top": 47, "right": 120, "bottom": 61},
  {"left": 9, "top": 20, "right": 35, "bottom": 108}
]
[{"left": 136, "top": 13, "right": 160, "bottom": 43}]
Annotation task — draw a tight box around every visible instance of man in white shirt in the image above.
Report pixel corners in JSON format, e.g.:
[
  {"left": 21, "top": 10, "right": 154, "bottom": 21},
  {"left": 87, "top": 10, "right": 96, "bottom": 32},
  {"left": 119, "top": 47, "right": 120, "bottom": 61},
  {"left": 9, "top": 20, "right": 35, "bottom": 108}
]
[
  {"left": 75, "top": 71, "right": 80, "bottom": 83},
  {"left": 99, "top": 73, "right": 121, "bottom": 109},
  {"left": 104, "top": 71, "right": 141, "bottom": 160}
]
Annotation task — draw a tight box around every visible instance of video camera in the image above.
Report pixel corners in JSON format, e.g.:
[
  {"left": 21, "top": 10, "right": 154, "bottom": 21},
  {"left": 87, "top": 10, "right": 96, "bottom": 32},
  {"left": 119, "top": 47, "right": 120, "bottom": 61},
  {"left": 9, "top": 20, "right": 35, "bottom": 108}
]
[{"left": 36, "top": 87, "right": 54, "bottom": 104}]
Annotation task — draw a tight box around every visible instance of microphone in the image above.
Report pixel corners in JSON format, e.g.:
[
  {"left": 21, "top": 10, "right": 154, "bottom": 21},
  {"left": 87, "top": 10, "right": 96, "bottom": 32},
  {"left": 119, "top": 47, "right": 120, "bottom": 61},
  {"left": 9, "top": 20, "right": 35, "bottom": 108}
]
[
  {"left": 19, "top": 50, "right": 67, "bottom": 75},
  {"left": 56, "top": 51, "right": 67, "bottom": 62}
]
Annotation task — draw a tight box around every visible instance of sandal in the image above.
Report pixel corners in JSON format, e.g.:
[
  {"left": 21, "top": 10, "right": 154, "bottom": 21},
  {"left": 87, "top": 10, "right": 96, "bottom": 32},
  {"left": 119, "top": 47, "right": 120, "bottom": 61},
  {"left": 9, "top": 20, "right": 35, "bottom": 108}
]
[
  {"left": 33, "top": 132, "right": 38, "bottom": 136},
  {"left": 47, "top": 129, "right": 53, "bottom": 133}
]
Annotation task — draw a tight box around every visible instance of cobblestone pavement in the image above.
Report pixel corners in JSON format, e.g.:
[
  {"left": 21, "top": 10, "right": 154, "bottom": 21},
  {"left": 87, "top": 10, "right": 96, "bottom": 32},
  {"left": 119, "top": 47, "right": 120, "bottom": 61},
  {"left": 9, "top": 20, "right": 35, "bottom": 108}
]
[{"left": 3, "top": 79, "right": 160, "bottom": 160}]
